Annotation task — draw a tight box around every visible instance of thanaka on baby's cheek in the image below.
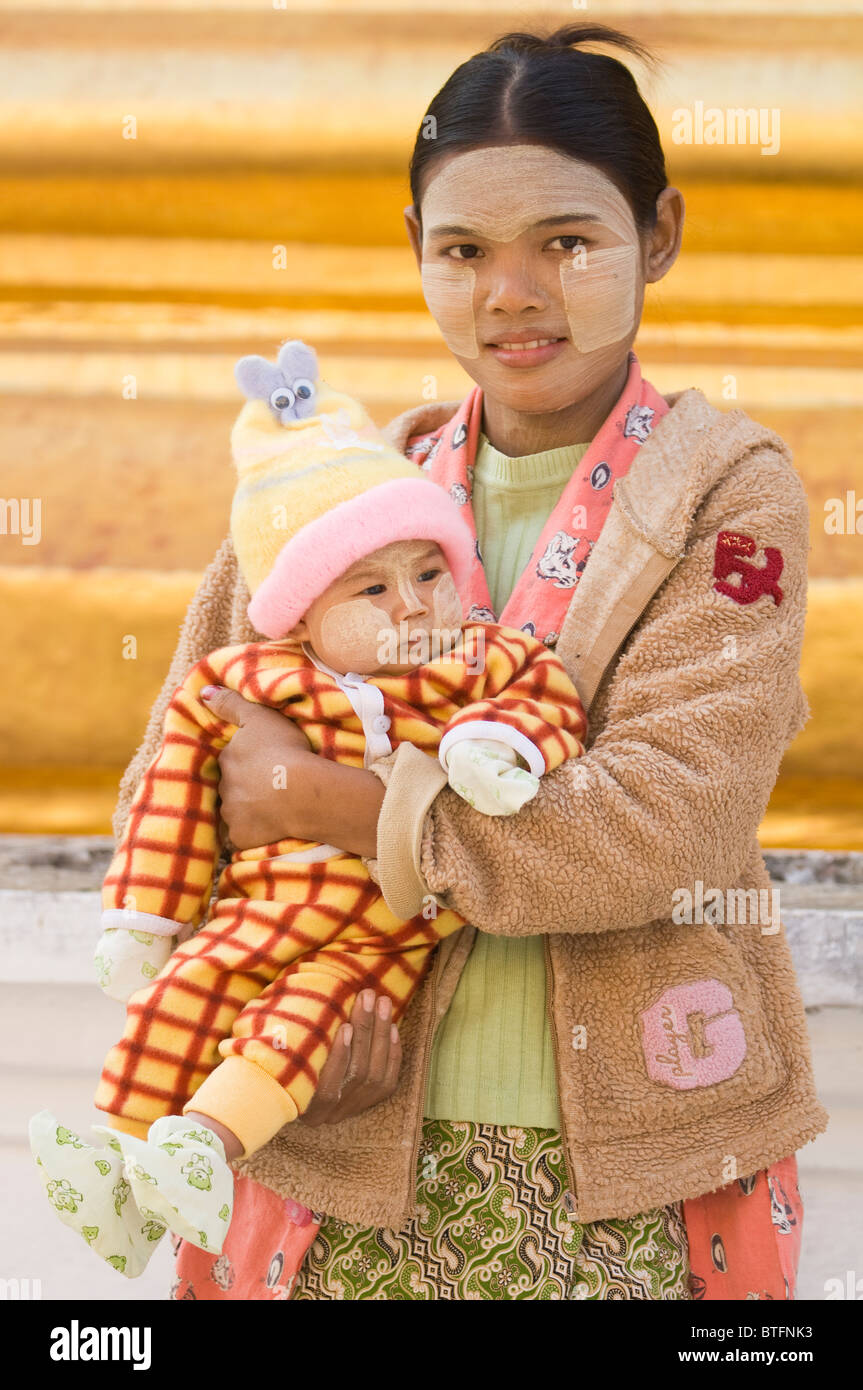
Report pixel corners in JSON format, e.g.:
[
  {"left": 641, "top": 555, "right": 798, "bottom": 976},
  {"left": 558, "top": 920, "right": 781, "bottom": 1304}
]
[
  {"left": 296, "top": 541, "right": 464, "bottom": 676},
  {"left": 318, "top": 595, "right": 403, "bottom": 672}
]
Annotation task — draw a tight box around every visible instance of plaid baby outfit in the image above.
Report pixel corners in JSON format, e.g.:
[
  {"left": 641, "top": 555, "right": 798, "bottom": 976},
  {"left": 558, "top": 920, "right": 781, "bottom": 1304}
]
[{"left": 94, "top": 623, "right": 586, "bottom": 1152}]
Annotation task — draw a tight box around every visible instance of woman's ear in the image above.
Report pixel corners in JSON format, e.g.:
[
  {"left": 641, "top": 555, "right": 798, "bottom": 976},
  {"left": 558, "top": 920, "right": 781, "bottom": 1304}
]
[
  {"left": 644, "top": 186, "right": 685, "bottom": 285},
  {"left": 403, "top": 205, "right": 423, "bottom": 270}
]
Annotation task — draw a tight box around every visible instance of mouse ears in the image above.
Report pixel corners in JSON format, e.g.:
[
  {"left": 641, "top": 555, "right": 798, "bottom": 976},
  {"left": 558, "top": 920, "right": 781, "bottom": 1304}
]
[{"left": 234, "top": 339, "right": 320, "bottom": 402}]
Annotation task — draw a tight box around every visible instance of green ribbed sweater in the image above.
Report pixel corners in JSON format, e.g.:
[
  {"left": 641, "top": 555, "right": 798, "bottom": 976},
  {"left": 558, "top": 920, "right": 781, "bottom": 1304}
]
[{"left": 423, "top": 432, "right": 590, "bottom": 1129}]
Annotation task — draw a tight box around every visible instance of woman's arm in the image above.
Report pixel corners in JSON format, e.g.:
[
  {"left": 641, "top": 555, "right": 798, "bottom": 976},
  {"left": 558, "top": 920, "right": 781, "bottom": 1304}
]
[
  {"left": 374, "top": 445, "right": 811, "bottom": 935},
  {"left": 199, "top": 686, "right": 385, "bottom": 858},
  {"left": 201, "top": 624, "right": 587, "bottom": 858}
]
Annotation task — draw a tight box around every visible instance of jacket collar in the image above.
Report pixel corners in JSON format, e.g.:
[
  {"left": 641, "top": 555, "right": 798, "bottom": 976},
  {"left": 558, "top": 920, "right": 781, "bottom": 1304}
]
[{"left": 383, "top": 387, "right": 786, "bottom": 709}]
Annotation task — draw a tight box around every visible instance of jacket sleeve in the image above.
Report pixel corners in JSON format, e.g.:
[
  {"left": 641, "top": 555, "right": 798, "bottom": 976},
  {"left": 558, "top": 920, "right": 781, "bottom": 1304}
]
[
  {"left": 372, "top": 445, "right": 811, "bottom": 933},
  {"left": 101, "top": 652, "right": 240, "bottom": 934},
  {"left": 437, "top": 629, "right": 587, "bottom": 778}
]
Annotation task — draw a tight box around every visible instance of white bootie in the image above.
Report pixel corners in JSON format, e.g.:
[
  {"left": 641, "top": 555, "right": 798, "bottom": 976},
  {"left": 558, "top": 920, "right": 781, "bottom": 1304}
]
[
  {"left": 97, "top": 1114, "right": 235, "bottom": 1256},
  {"left": 28, "top": 1110, "right": 165, "bottom": 1278}
]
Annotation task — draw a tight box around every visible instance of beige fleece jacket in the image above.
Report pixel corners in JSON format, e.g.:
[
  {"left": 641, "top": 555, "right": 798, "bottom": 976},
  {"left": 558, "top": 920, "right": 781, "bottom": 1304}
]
[{"left": 115, "top": 386, "right": 828, "bottom": 1227}]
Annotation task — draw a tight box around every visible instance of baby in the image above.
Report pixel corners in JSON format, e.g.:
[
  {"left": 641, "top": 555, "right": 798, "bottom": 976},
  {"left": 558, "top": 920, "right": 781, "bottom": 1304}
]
[{"left": 29, "top": 341, "right": 587, "bottom": 1278}]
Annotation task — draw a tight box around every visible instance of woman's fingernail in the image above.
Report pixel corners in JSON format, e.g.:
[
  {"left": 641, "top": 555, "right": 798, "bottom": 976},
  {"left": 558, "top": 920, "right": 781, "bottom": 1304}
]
[
  {"left": 377, "top": 996, "right": 391, "bottom": 1019},
  {"left": 342, "top": 1025, "right": 353, "bottom": 1046},
  {"left": 363, "top": 991, "right": 375, "bottom": 1012},
  {"left": 201, "top": 685, "right": 219, "bottom": 699}
]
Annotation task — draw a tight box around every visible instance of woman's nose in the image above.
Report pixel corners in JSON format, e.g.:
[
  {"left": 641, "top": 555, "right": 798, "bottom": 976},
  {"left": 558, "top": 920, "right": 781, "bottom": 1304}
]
[{"left": 481, "top": 248, "right": 548, "bottom": 316}]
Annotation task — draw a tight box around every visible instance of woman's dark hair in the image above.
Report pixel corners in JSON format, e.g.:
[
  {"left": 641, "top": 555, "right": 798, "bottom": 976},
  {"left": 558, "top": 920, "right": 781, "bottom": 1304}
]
[{"left": 409, "top": 23, "right": 667, "bottom": 238}]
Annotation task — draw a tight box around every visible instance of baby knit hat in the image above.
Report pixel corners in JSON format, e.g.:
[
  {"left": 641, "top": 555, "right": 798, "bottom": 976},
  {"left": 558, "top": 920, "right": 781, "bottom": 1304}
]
[{"left": 230, "top": 339, "right": 475, "bottom": 639}]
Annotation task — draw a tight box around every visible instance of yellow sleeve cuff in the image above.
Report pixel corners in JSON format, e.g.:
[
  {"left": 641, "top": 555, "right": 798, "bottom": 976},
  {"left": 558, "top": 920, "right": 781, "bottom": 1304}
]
[
  {"left": 372, "top": 741, "right": 448, "bottom": 920},
  {"left": 183, "top": 1055, "right": 298, "bottom": 1159}
]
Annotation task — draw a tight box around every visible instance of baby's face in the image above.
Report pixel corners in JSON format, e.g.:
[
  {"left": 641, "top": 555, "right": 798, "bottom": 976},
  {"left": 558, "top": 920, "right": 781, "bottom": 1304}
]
[{"left": 289, "top": 539, "right": 464, "bottom": 676}]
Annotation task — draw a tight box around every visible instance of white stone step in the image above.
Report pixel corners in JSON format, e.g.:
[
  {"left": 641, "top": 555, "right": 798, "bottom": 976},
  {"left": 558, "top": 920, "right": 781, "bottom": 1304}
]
[
  {"left": 1, "top": 1003, "right": 859, "bottom": 1300},
  {"left": 3, "top": 839, "right": 862, "bottom": 1002}
]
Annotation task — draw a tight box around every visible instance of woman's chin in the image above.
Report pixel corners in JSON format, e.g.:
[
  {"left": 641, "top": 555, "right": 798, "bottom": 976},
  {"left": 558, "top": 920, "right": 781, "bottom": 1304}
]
[
  {"left": 478, "top": 364, "right": 587, "bottom": 415},
  {"left": 471, "top": 345, "right": 624, "bottom": 416}
]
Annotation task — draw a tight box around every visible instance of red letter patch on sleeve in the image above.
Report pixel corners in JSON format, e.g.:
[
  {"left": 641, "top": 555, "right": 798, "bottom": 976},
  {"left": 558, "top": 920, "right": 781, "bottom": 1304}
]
[{"left": 712, "top": 531, "right": 784, "bottom": 607}]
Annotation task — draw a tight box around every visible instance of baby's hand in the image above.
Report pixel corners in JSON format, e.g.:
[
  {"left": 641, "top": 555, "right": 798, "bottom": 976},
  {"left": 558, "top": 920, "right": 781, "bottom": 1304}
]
[
  {"left": 444, "top": 738, "right": 539, "bottom": 817},
  {"left": 93, "top": 927, "right": 174, "bottom": 1003}
]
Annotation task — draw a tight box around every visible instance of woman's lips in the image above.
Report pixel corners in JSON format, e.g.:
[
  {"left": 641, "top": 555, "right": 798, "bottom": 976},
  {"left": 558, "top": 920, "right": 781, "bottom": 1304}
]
[{"left": 486, "top": 337, "right": 567, "bottom": 367}]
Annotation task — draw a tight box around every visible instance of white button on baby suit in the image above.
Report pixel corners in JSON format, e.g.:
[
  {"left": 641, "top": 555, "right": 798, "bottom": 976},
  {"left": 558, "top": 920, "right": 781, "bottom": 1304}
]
[{"left": 372, "top": 715, "right": 391, "bottom": 734}]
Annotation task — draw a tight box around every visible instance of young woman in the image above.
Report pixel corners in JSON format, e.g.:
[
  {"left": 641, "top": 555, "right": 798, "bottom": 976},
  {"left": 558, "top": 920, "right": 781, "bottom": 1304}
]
[{"left": 116, "top": 23, "right": 827, "bottom": 1300}]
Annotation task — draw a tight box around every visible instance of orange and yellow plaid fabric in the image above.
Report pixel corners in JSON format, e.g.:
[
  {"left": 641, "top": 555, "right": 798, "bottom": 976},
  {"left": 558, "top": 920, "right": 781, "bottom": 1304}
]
[{"left": 95, "top": 623, "right": 586, "bottom": 1141}]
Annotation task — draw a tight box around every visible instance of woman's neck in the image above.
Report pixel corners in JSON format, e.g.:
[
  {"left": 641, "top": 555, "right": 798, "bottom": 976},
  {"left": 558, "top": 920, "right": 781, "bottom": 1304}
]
[{"left": 480, "top": 355, "right": 630, "bottom": 456}]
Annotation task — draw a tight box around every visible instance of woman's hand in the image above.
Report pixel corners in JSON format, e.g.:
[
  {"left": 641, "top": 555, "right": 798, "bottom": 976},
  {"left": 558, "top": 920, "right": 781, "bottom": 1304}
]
[
  {"left": 201, "top": 686, "right": 313, "bottom": 849},
  {"left": 299, "top": 991, "right": 402, "bottom": 1126},
  {"left": 200, "top": 685, "right": 385, "bottom": 859}
]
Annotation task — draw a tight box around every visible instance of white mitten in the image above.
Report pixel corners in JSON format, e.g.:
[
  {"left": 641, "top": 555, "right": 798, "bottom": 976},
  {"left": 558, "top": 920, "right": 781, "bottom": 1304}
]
[
  {"left": 444, "top": 738, "right": 540, "bottom": 816},
  {"left": 94, "top": 927, "right": 175, "bottom": 1003}
]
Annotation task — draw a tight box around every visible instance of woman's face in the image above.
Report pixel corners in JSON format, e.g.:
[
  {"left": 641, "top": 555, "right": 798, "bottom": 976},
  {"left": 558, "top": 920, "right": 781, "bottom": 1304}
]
[{"left": 407, "top": 144, "right": 655, "bottom": 415}]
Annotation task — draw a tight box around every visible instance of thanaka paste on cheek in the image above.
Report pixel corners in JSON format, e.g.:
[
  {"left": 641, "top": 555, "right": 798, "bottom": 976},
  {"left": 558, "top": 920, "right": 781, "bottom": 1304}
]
[
  {"left": 419, "top": 145, "right": 640, "bottom": 376},
  {"left": 430, "top": 570, "right": 464, "bottom": 630},
  {"left": 420, "top": 259, "right": 479, "bottom": 358},
  {"left": 559, "top": 243, "right": 638, "bottom": 352},
  {"left": 318, "top": 597, "right": 397, "bottom": 673}
]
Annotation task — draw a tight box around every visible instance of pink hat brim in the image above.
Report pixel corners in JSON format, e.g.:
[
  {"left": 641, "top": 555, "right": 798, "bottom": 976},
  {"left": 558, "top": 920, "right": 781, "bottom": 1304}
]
[{"left": 248, "top": 476, "right": 476, "bottom": 639}]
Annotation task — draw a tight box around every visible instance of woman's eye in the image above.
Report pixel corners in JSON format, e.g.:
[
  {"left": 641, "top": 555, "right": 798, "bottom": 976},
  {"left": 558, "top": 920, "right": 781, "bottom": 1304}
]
[
  {"left": 360, "top": 584, "right": 386, "bottom": 596},
  {"left": 445, "top": 244, "right": 482, "bottom": 261},
  {"left": 418, "top": 569, "right": 440, "bottom": 583},
  {"left": 551, "top": 235, "right": 588, "bottom": 252}
]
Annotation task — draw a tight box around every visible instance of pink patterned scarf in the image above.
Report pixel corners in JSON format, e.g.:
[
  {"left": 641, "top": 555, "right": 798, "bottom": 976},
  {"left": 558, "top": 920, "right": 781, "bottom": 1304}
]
[{"left": 409, "top": 350, "right": 667, "bottom": 649}]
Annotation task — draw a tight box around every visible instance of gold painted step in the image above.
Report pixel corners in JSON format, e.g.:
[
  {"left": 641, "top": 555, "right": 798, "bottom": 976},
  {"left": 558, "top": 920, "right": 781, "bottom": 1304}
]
[
  {"left": 1, "top": 177, "right": 860, "bottom": 255},
  {"left": 1, "top": 3, "right": 860, "bottom": 176},
  {"left": 2, "top": 234, "right": 860, "bottom": 323},
  {"left": 3, "top": 299, "right": 863, "bottom": 356},
  {"left": 2, "top": 347, "right": 861, "bottom": 408}
]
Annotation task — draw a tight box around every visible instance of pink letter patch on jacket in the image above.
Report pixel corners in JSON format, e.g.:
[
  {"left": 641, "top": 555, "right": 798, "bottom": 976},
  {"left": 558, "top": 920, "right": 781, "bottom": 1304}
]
[{"left": 640, "top": 979, "right": 747, "bottom": 1090}]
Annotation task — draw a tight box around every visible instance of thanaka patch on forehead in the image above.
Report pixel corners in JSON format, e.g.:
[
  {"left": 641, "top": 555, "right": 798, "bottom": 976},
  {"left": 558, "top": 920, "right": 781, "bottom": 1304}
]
[
  {"left": 342, "top": 541, "right": 444, "bottom": 582},
  {"left": 420, "top": 145, "right": 638, "bottom": 246},
  {"left": 427, "top": 212, "right": 606, "bottom": 241}
]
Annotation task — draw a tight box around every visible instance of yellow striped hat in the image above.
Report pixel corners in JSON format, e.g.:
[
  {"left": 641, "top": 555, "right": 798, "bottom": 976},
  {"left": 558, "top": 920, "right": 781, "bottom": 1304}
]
[{"left": 230, "top": 341, "right": 474, "bottom": 639}]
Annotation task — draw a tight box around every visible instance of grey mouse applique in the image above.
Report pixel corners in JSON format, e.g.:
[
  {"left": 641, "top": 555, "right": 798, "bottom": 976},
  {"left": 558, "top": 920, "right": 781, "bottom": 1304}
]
[{"left": 234, "top": 340, "right": 319, "bottom": 423}]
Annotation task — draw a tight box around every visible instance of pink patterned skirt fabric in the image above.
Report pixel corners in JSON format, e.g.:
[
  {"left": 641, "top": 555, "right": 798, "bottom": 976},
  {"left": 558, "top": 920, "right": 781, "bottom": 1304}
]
[{"left": 171, "top": 1154, "right": 803, "bottom": 1301}]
